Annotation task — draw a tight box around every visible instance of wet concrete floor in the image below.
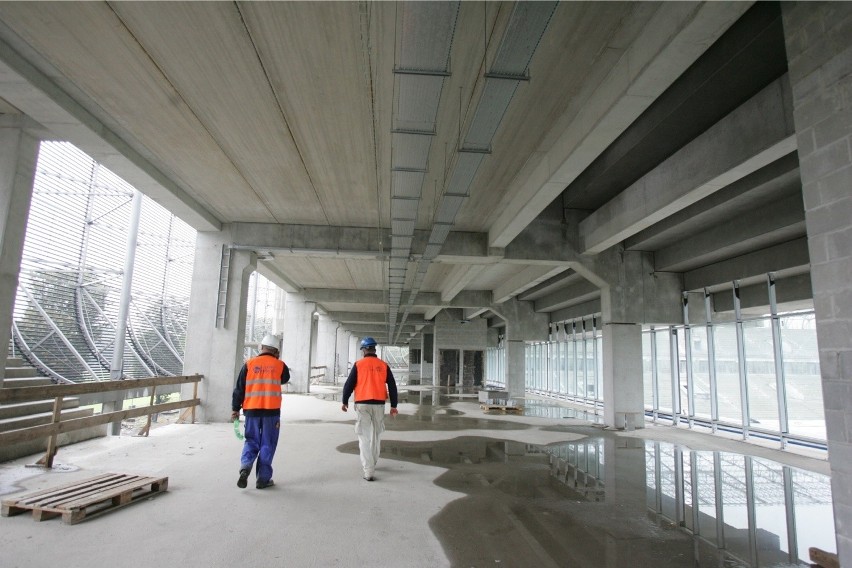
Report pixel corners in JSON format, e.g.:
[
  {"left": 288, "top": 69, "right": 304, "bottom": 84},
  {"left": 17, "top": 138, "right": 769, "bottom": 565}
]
[{"left": 331, "top": 386, "right": 834, "bottom": 567}]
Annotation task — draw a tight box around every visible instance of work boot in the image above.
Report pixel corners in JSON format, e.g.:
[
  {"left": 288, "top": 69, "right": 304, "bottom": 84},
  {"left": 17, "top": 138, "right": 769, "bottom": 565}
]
[
  {"left": 237, "top": 469, "right": 249, "bottom": 489},
  {"left": 256, "top": 479, "right": 275, "bottom": 489}
]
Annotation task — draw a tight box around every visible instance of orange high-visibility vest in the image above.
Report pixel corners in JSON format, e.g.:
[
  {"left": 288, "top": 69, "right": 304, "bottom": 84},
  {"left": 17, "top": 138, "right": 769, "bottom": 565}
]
[
  {"left": 242, "top": 355, "right": 285, "bottom": 411},
  {"left": 353, "top": 356, "right": 390, "bottom": 402}
]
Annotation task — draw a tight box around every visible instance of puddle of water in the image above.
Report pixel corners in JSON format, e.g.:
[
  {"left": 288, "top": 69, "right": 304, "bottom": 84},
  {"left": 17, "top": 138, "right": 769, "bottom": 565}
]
[{"left": 338, "top": 433, "right": 833, "bottom": 567}]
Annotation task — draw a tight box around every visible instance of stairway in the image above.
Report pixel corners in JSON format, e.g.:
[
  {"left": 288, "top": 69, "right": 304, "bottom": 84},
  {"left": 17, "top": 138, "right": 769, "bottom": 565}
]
[{"left": 0, "top": 358, "right": 107, "bottom": 463}]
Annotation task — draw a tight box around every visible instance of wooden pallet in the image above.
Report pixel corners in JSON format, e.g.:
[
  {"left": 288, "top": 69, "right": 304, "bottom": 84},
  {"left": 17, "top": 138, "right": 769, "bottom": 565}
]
[
  {"left": 1, "top": 472, "right": 168, "bottom": 524},
  {"left": 480, "top": 403, "right": 523, "bottom": 414}
]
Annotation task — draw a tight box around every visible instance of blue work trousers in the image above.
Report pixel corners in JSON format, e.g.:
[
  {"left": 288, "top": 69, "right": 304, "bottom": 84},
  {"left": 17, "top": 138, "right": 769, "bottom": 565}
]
[{"left": 240, "top": 414, "right": 280, "bottom": 483}]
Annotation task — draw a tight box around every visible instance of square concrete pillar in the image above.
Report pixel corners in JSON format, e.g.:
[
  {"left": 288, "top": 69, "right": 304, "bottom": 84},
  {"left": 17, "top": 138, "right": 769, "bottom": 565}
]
[
  {"left": 0, "top": 129, "right": 39, "bottom": 384},
  {"left": 183, "top": 233, "right": 255, "bottom": 422},
  {"left": 783, "top": 3, "right": 852, "bottom": 562},
  {"left": 602, "top": 323, "right": 644, "bottom": 430},
  {"left": 281, "top": 292, "right": 315, "bottom": 393}
]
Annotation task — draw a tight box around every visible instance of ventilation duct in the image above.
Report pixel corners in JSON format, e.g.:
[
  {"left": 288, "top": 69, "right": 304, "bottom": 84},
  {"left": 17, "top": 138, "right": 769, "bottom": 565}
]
[{"left": 392, "top": 2, "right": 558, "bottom": 342}]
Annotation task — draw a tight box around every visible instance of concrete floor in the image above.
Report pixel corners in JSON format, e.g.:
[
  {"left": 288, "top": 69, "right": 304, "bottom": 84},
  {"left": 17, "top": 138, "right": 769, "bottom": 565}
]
[{"left": 0, "top": 386, "right": 833, "bottom": 568}]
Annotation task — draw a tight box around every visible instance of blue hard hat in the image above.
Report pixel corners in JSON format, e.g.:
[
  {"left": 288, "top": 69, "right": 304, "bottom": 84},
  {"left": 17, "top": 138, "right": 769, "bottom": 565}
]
[{"left": 360, "top": 337, "right": 377, "bottom": 349}]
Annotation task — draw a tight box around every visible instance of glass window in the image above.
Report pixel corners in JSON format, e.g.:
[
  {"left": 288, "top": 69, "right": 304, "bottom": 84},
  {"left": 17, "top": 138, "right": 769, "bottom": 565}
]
[
  {"left": 643, "top": 331, "right": 654, "bottom": 408},
  {"left": 743, "top": 319, "right": 780, "bottom": 432},
  {"left": 780, "top": 313, "right": 825, "bottom": 440},
  {"left": 690, "top": 326, "right": 713, "bottom": 419},
  {"left": 656, "top": 330, "right": 673, "bottom": 414},
  {"left": 713, "top": 323, "right": 743, "bottom": 425}
]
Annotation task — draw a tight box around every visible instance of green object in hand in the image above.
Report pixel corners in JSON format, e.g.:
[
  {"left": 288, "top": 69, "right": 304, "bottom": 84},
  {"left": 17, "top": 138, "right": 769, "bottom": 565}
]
[{"left": 233, "top": 418, "right": 244, "bottom": 440}]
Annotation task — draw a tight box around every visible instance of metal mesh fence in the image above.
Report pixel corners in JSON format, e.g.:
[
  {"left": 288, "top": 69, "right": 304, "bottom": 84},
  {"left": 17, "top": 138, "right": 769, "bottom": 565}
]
[{"left": 10, "top": 141, "right": 196, "bottom": 382}]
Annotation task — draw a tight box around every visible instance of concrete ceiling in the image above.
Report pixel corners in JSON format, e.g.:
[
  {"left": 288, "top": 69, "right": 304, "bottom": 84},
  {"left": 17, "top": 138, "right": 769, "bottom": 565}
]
[{"left": 0, "top": 2, "right": 807, "bottom": 344}]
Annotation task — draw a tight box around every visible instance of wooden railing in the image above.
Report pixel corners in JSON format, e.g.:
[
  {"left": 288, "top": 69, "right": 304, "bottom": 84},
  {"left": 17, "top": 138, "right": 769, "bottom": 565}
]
[
  {"left": 0, "top": 374, "right": 202, "bottom": 467},
  {"left": 309, "top": 365, "right": 328, "bottom": 384}
]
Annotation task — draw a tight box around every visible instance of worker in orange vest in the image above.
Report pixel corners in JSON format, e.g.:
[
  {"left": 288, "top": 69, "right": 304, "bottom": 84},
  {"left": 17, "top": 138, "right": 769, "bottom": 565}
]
[
  {"left": 231, "top": 334, "right": 290, "bottom": 489},
  {"left": 341, "top": 337, "right": 398, "bottom": 481}
]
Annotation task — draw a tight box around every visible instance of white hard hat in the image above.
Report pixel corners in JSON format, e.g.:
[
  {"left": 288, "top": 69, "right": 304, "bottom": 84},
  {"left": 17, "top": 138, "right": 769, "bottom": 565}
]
[{"left": 260, "top": 334, "right": 280, "bottom": 350}]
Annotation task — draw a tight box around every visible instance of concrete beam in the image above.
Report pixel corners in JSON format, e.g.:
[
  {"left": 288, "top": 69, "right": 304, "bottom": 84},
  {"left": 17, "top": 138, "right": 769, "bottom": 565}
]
[
  {"left": 626, "top": 152, "right": 801, "bottom": 250},
  {"left": 327, "top": 311, "right": 427, "bottom": 326},
  {"left": 548, "top": 299, "right": 602, "bottom": 323},
  {"left": 232, "top": 222, "right": 494, "bottom": 263},
  {"left": 488, "top": 1, "right": 751, "bottom": 248},
  {"left": 534, "top": 279, "right": 601, "bottom": 312},
  {"left": 683, "top": 237, "right": 810, "bottom": 291},
  {"left": 493, "top": 265, "right": 568, "bottom": 304},
  {"left": 441, "top": 264, "right": 486, "bottom": 302},
  {"left": 503, "top": 202, "right": 582, "bottom": 264},
  {"left": 654, "top": 192, "right": 806, "bottom": 272},
  {"left": 581, "top": 75, "right": 796, "bottom": 254},
  {"left": 711, "top": 273, "right": 813, "bottom": 313},
  {"left": 304, "top": 288, "right": 491, "bottom": 309},
  {"left": 256, "top": 260, "right": 301, "bottom": 294},
  {"left": 0, "top": 36, "right": 221, "bottom": 232}
]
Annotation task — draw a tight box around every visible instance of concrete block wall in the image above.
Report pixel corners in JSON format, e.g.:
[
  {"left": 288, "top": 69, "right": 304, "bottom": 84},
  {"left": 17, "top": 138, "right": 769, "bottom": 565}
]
[
  {"left": 433, "top": 310, "right": 488, "bottom": 350},
  {"left": 782, "top": 2, "right": 852, "bottom": 562}
]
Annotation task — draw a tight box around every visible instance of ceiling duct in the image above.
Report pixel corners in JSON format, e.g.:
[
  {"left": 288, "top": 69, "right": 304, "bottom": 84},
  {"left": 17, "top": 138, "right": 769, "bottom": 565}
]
[
  {"left": 392, "top": 1, "right": 558, "bottom": 342},
  {"left": 386, "top": 2, "right": 461, "bottom": 339}
]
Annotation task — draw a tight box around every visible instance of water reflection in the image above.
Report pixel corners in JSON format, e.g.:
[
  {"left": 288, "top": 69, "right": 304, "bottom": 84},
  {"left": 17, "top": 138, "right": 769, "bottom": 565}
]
[
  {"left": 647, "top": 443, "right": 835, "bottom": 566},
  {"left": 352, "top": 434, "right": 834, "bottom": 567}
]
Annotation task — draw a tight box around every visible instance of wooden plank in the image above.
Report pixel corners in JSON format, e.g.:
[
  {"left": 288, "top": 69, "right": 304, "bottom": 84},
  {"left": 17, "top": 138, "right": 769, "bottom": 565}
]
[
  {"left": 0, "top": 374, "right": 202, "bottom": 404},
  {"left": 809, "top": 547, "right": 839, "bottom": 568},
  {"left": 1, "top": 473, "right": 168, "bottom": 525},
  {"left": 0, "top": 398, "right": 200, "bottom": 446}
]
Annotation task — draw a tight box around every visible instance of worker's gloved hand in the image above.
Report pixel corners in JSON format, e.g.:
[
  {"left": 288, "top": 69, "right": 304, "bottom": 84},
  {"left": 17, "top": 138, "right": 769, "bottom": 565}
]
[
  {"left": 341, "top": 404, "right": 348, "bottom": 412},
  {"left": 390, "top": 407, "right": 398, "bottom": 418},
  {"left": 231, "top": 411, "right": 239, "bottom": 420}
]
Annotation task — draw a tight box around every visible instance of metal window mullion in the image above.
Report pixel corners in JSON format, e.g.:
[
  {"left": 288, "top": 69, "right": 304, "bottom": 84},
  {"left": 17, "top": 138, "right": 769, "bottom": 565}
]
[
  {"left": 572, "top": 321, "right": 578, "bottom": 398},
  {"left": 704, "top": 289, "right": 719, "bottom": 431},
  {"left": 733, "top": 281, "right": 751, "bottom": 440},
  {"left": 690, "top": 451, "right": 700, "bottom": 535},
  {"left": 654, "top": 442, "right": 663, "bottom": 514},
  {"left": 674, "top": 447, "right": 685, "bottom": 526},
  {"left": 713, "top": 452, "right": 726, "bottom": 549},
  {"left": 650, "top": 326, "right": 659, "bottom": 421},
  {"left": 592, "top": 316, "right": 600, "bottom": 403},
  {"left": 783, "top": 466, "right": 798, "bottom": 564},
  {"left": 670, "top": 326, "right": 680, "bottom": 427},
  {"left": 683, "top": 293, "right": 695, "bottom": 427},
  {"left": 582, "top": 319, "right": 590, "bottom": 404},
  {"left": 768, "top": 273, "right": 790, "bottom": 448},
  {"left": 744, "top": 457, "right": 759, "bottom": 567}
]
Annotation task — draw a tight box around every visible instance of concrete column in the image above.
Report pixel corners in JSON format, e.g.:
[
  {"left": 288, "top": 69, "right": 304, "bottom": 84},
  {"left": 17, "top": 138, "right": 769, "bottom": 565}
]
[
  {"left": 421, "top": 331, "right": 434, "bottom": 384},
  {"left": 589, "top": 249, "right": 680, "bottom": 430},
  {"left": 183, "top": 231, "right": 255, "bottom": 422},
  {"left": 335, "top": 329, "right": 351, "bottom": 380},
  {"left": 281, "top": 292, "right": 314, "bottom": 393},
  {"left": 492, "top": 299, "right": 548, "bottom": 398},
  {"left": 315, "top": 314, "right": 336, "bottom": 382},
  {"left": 0, "top": 128, "right": 38, "bottom": 383},
  {"left": 271, "top": 286, "right": 287, "bottom": 336},
  {"left": 602, "top": 323, "right": 644, "bottom": 429},
  {"left": 782, "top": 3, "right": 852, "bottom": 562},
  {"left": 348, "top": 335, "right": 358, "bottom": 376}
]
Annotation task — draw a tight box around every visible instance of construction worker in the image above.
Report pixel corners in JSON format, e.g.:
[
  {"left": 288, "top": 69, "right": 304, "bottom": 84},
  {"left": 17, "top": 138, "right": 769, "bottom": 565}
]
[
  {"left": 341, "top": 337, "right": 398, "bottom": 481},
  {"left": 231, "top": 334, "right": 290, "bottom": 489}
]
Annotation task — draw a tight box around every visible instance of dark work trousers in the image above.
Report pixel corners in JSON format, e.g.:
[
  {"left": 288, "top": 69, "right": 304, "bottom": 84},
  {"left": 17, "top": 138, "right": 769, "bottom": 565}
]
[{"left": 240, "top": 414, "right": 281, "bottom": 482}]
